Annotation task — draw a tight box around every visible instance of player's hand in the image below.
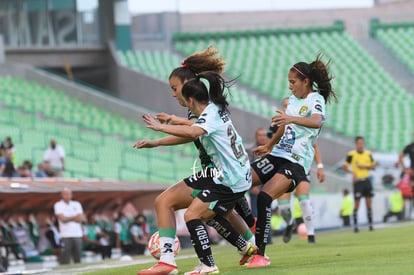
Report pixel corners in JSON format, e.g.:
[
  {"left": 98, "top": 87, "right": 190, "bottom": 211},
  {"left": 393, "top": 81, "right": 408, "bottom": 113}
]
[
  {"left": 317, "top": 168, "right": 325, "bottom": 183},
  {"left": 133, "top": 140, "right": 158, "bottom": 149},
  {"left": 142, "top": 114, "right": 162, "bottom": 131},
  {"left": 155, "top": 113, "right": 171, "bottom": 124},
  {"left": 352, "top": 173, "right": 357, "bottom": 183},
  {"left": 252, "top": 145, "right": 271, "bottom": 158},
  {"left": 272, "top": 109, "right": 291, "bottom": 127},
  {"left": 356, "top": 163, "right": 364, "bottom": 169}
]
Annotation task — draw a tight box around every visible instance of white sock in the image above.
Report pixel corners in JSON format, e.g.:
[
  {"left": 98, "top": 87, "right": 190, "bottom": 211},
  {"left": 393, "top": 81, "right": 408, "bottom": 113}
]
[
  {"left": 300, "top": 199, "right": 315, "bottom": 236},
  {"left": 247, "top": 235, "right": 255, "bottom": 245},
  {"left": 159, "top": 237, "right": 176, "bottom": 265},
  {"left": 279, "top": 203, "right": 294, "bottom": 225}
]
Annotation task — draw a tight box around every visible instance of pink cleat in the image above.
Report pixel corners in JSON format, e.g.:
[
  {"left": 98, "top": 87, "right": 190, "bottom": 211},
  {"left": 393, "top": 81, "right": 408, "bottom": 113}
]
[
  {"left": 246, "top": 254, "right": 270, "bottom": 268},
  {"left": 137, "top": 261, "right": 179, "bottom": 275}
]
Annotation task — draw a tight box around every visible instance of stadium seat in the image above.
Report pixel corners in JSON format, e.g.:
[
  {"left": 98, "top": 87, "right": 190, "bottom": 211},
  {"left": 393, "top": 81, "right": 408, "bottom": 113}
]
[
  {"left": 0, "top": 76, "right": 196, "bottom": 183},
  {"left": 374, "top": 23, "right": 414, "bottom": 72},
  {"left": 172, "top": 24, "right": 414, "bottom": 152},
  {"left": 117, "top": 49, "right": 281, "bottom": 118}
]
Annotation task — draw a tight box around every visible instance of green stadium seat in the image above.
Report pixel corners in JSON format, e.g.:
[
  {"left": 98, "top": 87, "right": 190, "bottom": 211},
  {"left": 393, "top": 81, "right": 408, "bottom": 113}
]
[
  {"left": 373, "top": 22, "right": 414, "bottom": 72},
  {"left": 172, "top": 24, "right": 414, "bottom": 152},
  {"left": 0, "top": 76, "right": 197, "bottom": 183}
]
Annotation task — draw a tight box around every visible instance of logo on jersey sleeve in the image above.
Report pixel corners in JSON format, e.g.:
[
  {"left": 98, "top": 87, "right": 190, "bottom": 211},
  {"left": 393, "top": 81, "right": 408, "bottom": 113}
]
[
  {"left": 196, "top": 118, "right": 206, "bottom": 124},
  {"left": 314, "top": 104, "right": 322, "bottom": 112}
]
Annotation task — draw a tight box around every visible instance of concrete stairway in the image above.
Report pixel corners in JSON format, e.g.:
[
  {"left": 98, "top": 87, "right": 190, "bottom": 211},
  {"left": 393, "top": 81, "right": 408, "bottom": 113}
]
[{"left": 357, "top": 36, "right": 414, "bottom": 95}]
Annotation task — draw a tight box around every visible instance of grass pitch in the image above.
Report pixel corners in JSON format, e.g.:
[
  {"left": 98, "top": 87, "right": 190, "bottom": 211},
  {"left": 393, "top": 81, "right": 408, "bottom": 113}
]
[{"left": 82, "top": 223, "right": 414, "bottom": 275}]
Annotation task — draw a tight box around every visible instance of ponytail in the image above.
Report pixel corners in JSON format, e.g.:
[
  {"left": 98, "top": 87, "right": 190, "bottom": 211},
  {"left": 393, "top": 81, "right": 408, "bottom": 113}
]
[
  {"left": 182, "top": 72, "right": 231, "bottom": 113},
  {"left": 169, "top": 46, "right": 226, "bottom": 82},
  {"left": 309, "top": 54, "right": 337, "bottom": 103},
  {"left": 290, "top": 54, "right": 337, "bottom": 103},
  {"left": 200, "top": 72, "right": 230, "bottom": 113}
]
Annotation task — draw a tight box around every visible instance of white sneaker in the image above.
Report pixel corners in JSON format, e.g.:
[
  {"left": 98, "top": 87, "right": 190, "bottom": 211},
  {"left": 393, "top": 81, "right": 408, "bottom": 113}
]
[{"left": 184, "top": 263, "right": 219, "bottom": 275}]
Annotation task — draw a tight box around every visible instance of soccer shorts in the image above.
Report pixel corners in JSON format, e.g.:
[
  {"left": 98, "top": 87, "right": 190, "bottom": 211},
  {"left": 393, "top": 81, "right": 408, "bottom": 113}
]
[
  {"left": 183, "top": 169, "right": 246, "bottom": 216},
  {"left": 251, "top": 154, "right": 308, "bottom": 192},
  {"left": 353, "top": 178, "right": 374, "bottom": 199}
]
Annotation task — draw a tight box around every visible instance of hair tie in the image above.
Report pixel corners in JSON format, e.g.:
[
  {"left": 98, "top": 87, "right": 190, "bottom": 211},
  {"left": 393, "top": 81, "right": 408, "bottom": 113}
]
[{"left": 181, "top": 61, "right": 187, "bottom": 68}]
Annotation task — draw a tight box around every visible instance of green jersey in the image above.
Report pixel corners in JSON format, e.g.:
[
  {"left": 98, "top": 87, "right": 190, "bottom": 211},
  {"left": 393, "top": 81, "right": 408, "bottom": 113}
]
[
  {"left": 271, "top": 92, "right": 325, "bottom": 174},
  {"left": 193, "top": 103, "right": 251, "bottom": 193}
]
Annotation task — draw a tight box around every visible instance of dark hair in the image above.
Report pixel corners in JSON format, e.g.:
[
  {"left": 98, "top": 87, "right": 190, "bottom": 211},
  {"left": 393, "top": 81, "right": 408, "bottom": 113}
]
[
  {"left": 355, "top": 136, "right": 364, "bottom": 142},
  {"left": 23, "top": 160, "right": 33, "bottom": 170},
  {"left": 182, "top": 72, "right": 230, "bottom": 113},
  {"left": 169, "top": 46, "right": 225, "bottom": 83},
  {"left": 255, "top": 128, "right": 266, "bottom": 134},
  {"left": 290, "top": 54, "right": 337, "bottom": 103},
  {"left": 134, "top": 214, "right": 146, "bottom": 225}
]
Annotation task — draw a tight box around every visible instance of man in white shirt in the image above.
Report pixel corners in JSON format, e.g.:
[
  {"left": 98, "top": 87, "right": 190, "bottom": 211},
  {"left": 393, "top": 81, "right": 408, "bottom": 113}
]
[
  {"left": 54, "top": 188, "right": 84, "bottom": 264},
  {"left": 44, "top": 139, "right": 65, "bottom": 177}
]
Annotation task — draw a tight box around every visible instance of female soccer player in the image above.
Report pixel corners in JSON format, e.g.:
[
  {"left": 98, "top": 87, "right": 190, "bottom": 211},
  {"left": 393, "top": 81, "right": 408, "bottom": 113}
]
[
  {"left": 247, "top": 55, "right": 337, "bottom": 267},
  {"left": 269, "top": 97, "right": 325, "bottom": 244},
  {"left": 135, "top": 50, "right": 255, "bottom": 275}
]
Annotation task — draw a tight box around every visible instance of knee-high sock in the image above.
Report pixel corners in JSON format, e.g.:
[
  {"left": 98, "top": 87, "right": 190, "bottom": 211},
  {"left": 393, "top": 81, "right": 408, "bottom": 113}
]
[
  {"left": 367, "top": 208, "right": 373, "bottom": 226},
  {"left": 186, "top": 219, "right": 215, "bottom": 267},
  {"left": 353, "top": 209, "right": 358, "bottom": 227},
  {"left": 255, "top": 191, "right": 272, "bottom": 256},
  {"left": 158, "top": 227, "right": 177, "bottom": 265},
  {"left": 234, "top": 196, "right": 255, "bottom": 228},
  {"left": 299, "top": 199, "right": 314, "bottom": 236},
  {"left": 206, "top": 215, "right": 247, "bottom": 251},
  {"left": 242, "top": 229, "right": 255, "bottom": 245},
  {"left": 278, "top": 199, "right": 293, "bottom": 226}
]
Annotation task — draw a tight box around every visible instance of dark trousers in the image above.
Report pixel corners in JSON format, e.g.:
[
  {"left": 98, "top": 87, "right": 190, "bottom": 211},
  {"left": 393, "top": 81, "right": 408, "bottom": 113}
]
[
  {"left": 341, "top": 215, "right": 351, "bottom": 227},
  {"left": 84, "top": 244, "right": 112, "bottom": 259},
  {"left": 383, "top": 211, "right": 403, "bottom": 223}
]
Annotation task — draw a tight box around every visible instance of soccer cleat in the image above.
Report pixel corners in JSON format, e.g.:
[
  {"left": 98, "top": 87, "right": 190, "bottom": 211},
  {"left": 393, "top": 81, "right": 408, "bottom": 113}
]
[
  {"left": 354, "top": 227, "right": 359, "bottom": 233},
  {"left": 239, "top": 242, "right": 258, "bottom": 265},
  {"left": 250, "top": 217, "right": 257, "bottom": 234},
  {"left": 184, "top": 263, "right": 219, "bottom": 275},
  {"left": 246, "top": 254, "right": 270, "bottom": 268},
  {"left": 369, "top": 225, "right": 374, "bottom": 231},
  {"left": 283, "top": 224, "right": 294, "bottom": 243},
  {"left": 307, "top": 235, "right": 315, "bottom": 244},
  {"left": 137, "top": 261, "right": 179, "bottom": 275}
]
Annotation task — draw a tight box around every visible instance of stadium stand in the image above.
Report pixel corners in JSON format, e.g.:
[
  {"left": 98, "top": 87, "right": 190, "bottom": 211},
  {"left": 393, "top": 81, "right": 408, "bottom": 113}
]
[
  {"left": 117, "top": 50, "right": 277, "bottom": 118},
  {"left": 370, "top": 19, "right": 414, "bottom": 73},
  {"left": 171, "top": 22, "right": 414, "bottom": 153},
  {"left": 0, "top": 76, "right": 197, "bottom": 183},
  {"left": 115, "top": 49, "right": 356, "bottom": 193}
]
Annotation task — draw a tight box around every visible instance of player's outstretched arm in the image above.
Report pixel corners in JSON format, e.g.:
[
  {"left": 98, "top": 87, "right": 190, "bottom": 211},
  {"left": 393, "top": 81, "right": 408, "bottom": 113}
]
[
  {"left": 155, "top": 113, "right": 195, "bottom": 126},
  {"left": 143, "top": 114, "right": 205, "bottom": 139},
  {"left": 133, "top": 135, "right": 193, "bottom": 149},
  {"left": 252, "top": 126, "right": 285, "bottom": 158},
  {"left": 273, "top": 110, "right": 322, "bottom": 129}
]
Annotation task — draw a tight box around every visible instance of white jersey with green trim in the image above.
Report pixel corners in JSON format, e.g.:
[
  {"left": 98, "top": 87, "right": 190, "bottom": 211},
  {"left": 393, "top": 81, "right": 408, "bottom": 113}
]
[
  {"left": 271, "top": 92, "right": 325, "bottom": 174},
  {"left": 193, "top": 103, "right": 251, "bottom": 193}
]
